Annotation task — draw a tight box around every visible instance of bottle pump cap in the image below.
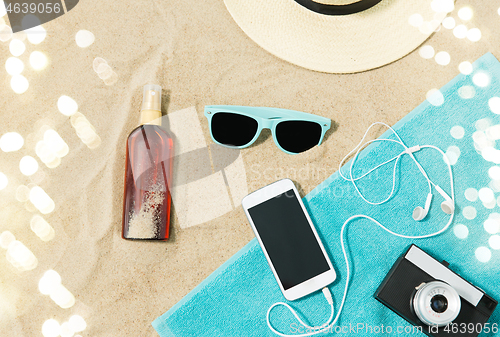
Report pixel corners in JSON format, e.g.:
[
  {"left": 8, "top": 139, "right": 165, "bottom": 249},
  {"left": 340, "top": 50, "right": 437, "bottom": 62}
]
[
  {"left": 140, "top": 84, "right": 162, "bottom": 125},
  {"left": 141, "top": 84, "right": 162, "bottom": 112}
]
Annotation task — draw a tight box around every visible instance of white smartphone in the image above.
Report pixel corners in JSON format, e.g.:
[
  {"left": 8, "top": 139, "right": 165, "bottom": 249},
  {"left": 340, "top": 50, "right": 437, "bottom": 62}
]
[{"left": 242, "top": 178, "right": 336, "bottom": 301}]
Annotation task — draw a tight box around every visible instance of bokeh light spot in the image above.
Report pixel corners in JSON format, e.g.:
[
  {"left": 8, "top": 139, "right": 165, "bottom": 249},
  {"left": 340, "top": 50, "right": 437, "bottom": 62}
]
[
  {"left": 10, "top": 74, "right": 29, "bottom": 94},
  {"left": 0, "top": 132, "right": 24, "bottom": 152},
  {"left": 9, "top": 39, "right": 25, "bottom": 56},
  {"left": 419, "top": 45, "right": 435, "bottom": 59},
  {"left": 450, "top": 125, "right": 465, "bottom": 139},
  {"left": 75, "top": 30, "right": 95, "bottom": 48},
  {"left": 464, "top": 188, "right": 478, "bottom": 202},
  {"left": 473, "top": 72, "right": 490, "bottom": 87},
  {"left": 489, "top": 235, "right": 500, "bottom": 250},
  {"left": 57, "top": 95, "right": 78, "bottom": 116},
  {"left": 458, "top": 61, "right": 473, "bottom": 75},
  {"left": 426, "top": 88, "right": 444, "bottom": 106},
  {"left": 30, "top": 51, "right": 48, "bottom": 70},
  {"left": 19, "top": 156, "right": 39, "bottom": 176},
  {"left": 453, "top": 224, "right": 469, "bottom": 239},
  {"left": 408, "top": 13, "right": 423, "bottom": 27},
  {"left": 458, "top": 7, "right": 473, "bottom": 21},
  {"left": 5, "top": 57, "right": 24, "bottom": 75},
  {"left": 458, "top": 85, "right": 475, "bottom": 99},
  {"left": 488, "top": 97, "right": 500, "bottom": 114},
  {"left": 26, "top": 25, "right": 46, "bottom": 45},
  {"left": 467, "top": 28, "right": 481, "bottom": 42},
  {"left": 442, "top": 17, "right": 455, "bottom": 29},
  {"left": 463, "top": 206, "right": 477, "bottom": 220},
  {"left": 435, "top": 51, "right": 451, "bottom": 65},
  {"left": 475, "top": 246, "right": 491, "bottom": 263},
  {"left": 453, "top": 24, "right": 468, "bottom": 38},
  {"left": 42, "top": 319, "right": 61, "bottom": 337}
]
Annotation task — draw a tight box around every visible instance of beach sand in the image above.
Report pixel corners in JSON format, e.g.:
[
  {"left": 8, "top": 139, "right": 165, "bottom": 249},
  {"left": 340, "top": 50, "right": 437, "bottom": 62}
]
[{"left": 0, "top": 0, "right": 496, "bottom": 335}]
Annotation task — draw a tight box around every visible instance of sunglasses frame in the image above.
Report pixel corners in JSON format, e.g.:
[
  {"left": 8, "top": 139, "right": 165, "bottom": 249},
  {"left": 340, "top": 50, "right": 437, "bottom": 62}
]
[{"left": 204, "top": 105, "right": 331, "bottom": 155}]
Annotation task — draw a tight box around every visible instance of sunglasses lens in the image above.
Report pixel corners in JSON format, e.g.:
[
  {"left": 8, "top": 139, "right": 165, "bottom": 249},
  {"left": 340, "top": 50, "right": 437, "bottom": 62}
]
[
  {"left": 276, "top": 121, "right": 322, "bottom": 153},
  {"left": 212, "top": 112, "right": 258, "bottom": 147}
]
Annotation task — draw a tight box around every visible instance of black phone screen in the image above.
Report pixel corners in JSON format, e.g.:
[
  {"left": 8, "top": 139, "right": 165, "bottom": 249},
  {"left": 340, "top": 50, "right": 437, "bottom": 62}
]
[{"left": 248, "top": 189, "right": 330, "bottom": 290}]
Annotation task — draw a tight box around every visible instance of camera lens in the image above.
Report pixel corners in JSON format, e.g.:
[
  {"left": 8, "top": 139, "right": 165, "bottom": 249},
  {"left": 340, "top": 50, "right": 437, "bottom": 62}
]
[
  {"left": 412, "top": 281, "right": 461, "bottom": 327},
  {"left": 430, "top": 294, "right": 448, "bottom": 313}
]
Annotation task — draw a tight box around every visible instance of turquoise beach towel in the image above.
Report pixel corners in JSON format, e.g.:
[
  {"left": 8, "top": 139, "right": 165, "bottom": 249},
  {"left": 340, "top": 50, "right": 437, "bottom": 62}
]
[{"left": 153, "top": 53, "right": 500, "bottom": 336}]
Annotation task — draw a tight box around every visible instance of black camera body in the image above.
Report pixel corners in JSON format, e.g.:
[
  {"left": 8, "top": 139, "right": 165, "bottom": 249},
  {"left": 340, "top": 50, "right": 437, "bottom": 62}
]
[{"left": 375, "top": 245, "right": 497, "bottom": 337}]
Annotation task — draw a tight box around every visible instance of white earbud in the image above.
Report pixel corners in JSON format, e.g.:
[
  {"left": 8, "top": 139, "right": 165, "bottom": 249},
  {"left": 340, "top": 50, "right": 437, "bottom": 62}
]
[
  {"left": 435, "top": 185, "right": 455, "bottom": 215},
  {"left": 413, "top": 193, "right": 433, "bottom": 221}
]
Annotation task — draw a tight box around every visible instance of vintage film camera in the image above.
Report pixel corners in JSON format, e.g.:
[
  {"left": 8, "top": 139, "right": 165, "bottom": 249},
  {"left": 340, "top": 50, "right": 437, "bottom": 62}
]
[{"left": 375, "top": 245, "right": 497, "bottom": 337}]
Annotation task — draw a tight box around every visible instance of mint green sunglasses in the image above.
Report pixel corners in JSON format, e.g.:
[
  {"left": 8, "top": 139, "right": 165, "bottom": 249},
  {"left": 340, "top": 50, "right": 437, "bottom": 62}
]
[{"left": 204, "top": 105, "right": 331, "bottom": 155}]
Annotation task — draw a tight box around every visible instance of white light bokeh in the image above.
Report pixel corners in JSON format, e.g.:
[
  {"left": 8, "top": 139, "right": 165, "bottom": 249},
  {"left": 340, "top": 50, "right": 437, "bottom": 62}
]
[
  {"left": 488, "top": 166, "right": 500, "bottom": 180},
  {"left": 419, "top": 45, "right": 435, "bottom": 59},
  {"left": 26, "top": 25, "right": 47, "bottom": 45},
  {"left": 467, "top": 28, "right": 481, "bottom": 42},
  {"left": 408, "top": 13, "right": 423, "bottom": 27},
  {"left": 6, "top": 240, "right": 38, "bottom": 271},
  {"left": 453, "top": 224, "right": 469, "bottom": 239},
  {"left": 489, "top": 235, "right": 500, "bottom": 250},
  {"left": 0, "top": 231, "right": 16, "bottom": 249},
  {"left": 60, "top": 322, "right": 74, "bottom": 337},
  {"left": 75, "top": 30, "right": 95, "bottom": 48},
  {"left": 442, "top": 17, "right": 455, "bottom": 29},
  {"left": 475, "top": 246, "right": 492, "bottom": 263},
  {"left": 453, "top": 24, "right": 468, "bottom": 39},
  {"left": 19, "top": 156, "right": 39, "bottom": 176},
  {"left": 30, "top": 51, "right": 48, "bottom": 70},
  {"left": 431, "top": 0, "right": 454, "bottom": 13},
  {"left": 0, "top": 132, "right": 24, "bottom": 152},
  {"left": 9, "top": 39, "right": 26, "bottom": 56},
  {"left": 5, "top": 57, "right": 24, "bottom": 75},
  {"left": 478, "top": 187, "right": 495, "bottom": 203},
  {"left": 458, "top": 7, "right": 473, "bottom": 21},
  {"left": 93, "top": 57, "right": 108, "bottom": 73},
  {"left": 486, "top": 125, "right": 500, "bottom": 141},
  {"left": 458, "top": 61, "right": 473, "bottom": 75},
  {"left": 484, "top": 218, "right": 500, "bottom": 234},
  {"left": 57, "top": 95, "right": 78, "bottom": 116},
  {"left": 30, "top": 215, "right": 55, "bottom": 241},
  {"left": 10, "top": 75, "right": 29, "bottom": 94},
  {"left": 464, "top": 188, "right": 478, "bottom": 202},
  {"left": 0, "top": 24, "right": 12, "bottom": 42},
  {"left": 426, "top": 88, "right": 444, "bottom": 106},
  {"left": 15, "top": 185, "right": 30, "bottom": 202},
  {"left": 475, "top": 118, "right": 491, "bottom": 131},
  {"left": 97, "top": 63, "right": 112, "bottom": 79},
  {"left": 488, "top": 97, "right": 500, "bottom": 114},
  {"left": 463, "top": 206, "right": 477, "bottom": 220},
  {"left": 44, "top": 129, "right": 69, "bottom": 158},
  {"left": 50, "top": 284, "right": 76, "bottom": 309},
  {"left": 29, "top": 186, "right": 55, "bottom": 214},
  {"left": 418, "top": 22, "right": 433, "bottom": 35},
  {"left": 42, "top": 319, "right": 61, "bottom": 337},
  {"left": 39, "top": 270, "right": 62, "bottom": 295},
  {"left": 68, "top": 315, "right": 87, "bottom": 332},
  {"left": 0, "top": 172, "right": 7, "bottom": 190},
  {"left": 450, "top": 125, "right": 465, "bottom": 139},
  {"left": 458, "top": 85, "right": 475, "bottom": 99},
  {"left": 473, "top": 72, "right": 490, "bottom": 87},
  {"left": 435, "top": 51, "right": 450, "bottom": 66}
]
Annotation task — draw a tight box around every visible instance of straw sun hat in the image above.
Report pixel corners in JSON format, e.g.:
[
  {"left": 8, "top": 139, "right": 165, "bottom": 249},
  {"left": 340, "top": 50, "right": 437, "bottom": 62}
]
[{"left": 224, "top": 0, "right": 450, "bottom": 73}]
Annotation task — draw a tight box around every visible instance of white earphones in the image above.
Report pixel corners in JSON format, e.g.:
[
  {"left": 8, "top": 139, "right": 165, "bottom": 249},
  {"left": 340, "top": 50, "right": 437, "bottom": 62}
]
[
  {"left": 338, "top": 122, "right": 455, "bottom": 222},
  {"left": 266, "top": 122, "right": 455, "bottom": 337}
]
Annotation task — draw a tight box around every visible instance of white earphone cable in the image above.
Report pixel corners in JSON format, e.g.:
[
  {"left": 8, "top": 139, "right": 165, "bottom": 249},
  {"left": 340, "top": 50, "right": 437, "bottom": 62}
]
[{"left": 266, "top": 123, "right": 455, "bottom": 337}]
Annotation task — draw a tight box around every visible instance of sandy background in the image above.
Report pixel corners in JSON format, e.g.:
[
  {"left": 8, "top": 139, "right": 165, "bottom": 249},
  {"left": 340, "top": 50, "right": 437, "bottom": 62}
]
[{"left": 0, "top": 0, "right": 499, "bottom": 336}]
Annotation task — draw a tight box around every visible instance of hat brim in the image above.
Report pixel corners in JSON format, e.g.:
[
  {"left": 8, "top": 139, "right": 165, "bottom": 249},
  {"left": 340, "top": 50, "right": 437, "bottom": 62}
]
[{"left": 224, "top": 0, "right": 443, "bottom": 73}]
